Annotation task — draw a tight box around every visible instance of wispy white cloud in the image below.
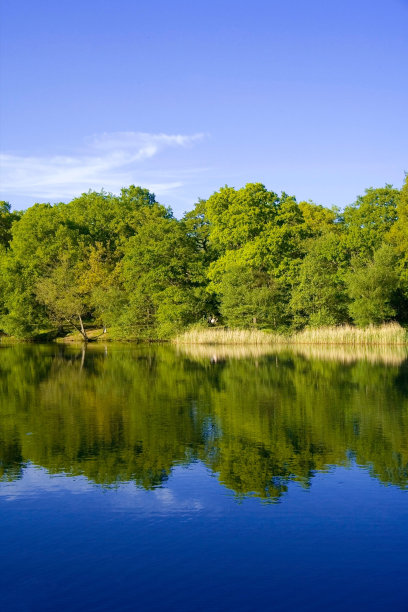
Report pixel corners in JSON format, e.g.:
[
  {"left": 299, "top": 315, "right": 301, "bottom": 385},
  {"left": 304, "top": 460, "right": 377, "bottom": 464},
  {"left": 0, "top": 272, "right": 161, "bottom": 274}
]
[{"left": 0, "top": 131, "right": 205, "bottom": 201}]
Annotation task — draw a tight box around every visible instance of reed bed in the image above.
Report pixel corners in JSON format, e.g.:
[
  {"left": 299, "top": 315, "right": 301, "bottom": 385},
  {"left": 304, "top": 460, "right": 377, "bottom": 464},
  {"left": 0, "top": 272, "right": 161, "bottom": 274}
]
[
  {"left": 293, "top": 323, "right": 407, "bottom": 346},
  {"left": 174, "top": 323, "right": 407, "bottom": 347},
  {"left": 174, "top": 327, "right": 287, "bottom": 345}
]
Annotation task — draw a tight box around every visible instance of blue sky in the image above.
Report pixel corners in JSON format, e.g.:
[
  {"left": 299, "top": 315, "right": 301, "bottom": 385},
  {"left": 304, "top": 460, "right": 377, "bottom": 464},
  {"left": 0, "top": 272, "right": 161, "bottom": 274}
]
[{"left": 1, "top": 0, "right": 407, "bottom": 217}]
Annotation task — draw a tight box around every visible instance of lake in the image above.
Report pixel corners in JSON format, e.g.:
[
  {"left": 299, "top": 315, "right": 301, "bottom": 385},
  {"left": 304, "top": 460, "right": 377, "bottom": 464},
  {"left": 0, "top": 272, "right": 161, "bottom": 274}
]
[{"left": 1, "top": 342, "right": 408, "bottom": 611}]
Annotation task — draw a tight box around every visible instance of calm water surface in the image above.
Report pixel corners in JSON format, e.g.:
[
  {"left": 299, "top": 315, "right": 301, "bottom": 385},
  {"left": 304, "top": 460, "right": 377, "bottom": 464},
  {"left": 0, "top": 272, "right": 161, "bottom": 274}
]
[{"left": 1, "top": 343, "right": 408, "bottom": 611}]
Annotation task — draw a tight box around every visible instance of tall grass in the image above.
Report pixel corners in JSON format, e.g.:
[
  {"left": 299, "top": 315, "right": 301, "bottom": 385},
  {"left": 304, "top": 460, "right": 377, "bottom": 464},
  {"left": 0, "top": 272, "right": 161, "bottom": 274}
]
[
  {"left": 174, "top": 327, "right": 287, "bottom": 345},
  {"left": 293, "top": 323, "right": 407, "bottom": 345},
  {"left": 174, "top": 323, "right": 407, "bottom": 346}
]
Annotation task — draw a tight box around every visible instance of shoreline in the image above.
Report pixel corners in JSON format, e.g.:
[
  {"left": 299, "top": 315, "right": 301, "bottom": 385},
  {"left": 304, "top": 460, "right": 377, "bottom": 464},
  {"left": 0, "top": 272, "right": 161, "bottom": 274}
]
[
  {"left": 1, "top": 323, "right": 407, "bottom": 347},
  {"left": 173, "top": 323, "right": 408, "bottom": 347}
]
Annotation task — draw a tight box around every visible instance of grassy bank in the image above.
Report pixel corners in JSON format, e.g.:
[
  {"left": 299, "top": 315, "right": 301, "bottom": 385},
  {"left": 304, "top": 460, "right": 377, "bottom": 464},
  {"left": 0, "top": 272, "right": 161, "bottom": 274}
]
[
  {"left": 174, "top": 327, "right": 287, "bottom": 345},
  {"left": 174, "top": 323, "right": 408, "bottom": 346},
  {"left": 0, "top": 329, "right": 63, "bottom": 344},
  {"left": 293, "top": 323, "right": 407, "bottom": 345},
  {"left": 2, "top": 322, "right": 407, "bottom": 347}
]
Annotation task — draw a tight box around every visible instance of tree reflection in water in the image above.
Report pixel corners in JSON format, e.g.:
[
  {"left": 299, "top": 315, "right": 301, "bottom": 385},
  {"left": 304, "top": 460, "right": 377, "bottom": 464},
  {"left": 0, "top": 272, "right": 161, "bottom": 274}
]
[{"left": 1, "top": 343, "right": 408, "bottom": 500}]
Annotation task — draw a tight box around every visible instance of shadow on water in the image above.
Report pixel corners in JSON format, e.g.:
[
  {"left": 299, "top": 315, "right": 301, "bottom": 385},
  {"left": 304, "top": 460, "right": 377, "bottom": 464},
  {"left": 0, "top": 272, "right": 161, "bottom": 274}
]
[{"left": 1, "top": 342, "right": 408, "bottom": 501}]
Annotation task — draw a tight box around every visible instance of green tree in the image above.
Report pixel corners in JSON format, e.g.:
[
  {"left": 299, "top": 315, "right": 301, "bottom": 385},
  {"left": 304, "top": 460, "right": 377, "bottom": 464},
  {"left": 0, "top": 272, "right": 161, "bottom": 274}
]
[
  {"left": 0, "top": 201, "right": 21, "bottom": 249},
  {"left": 298, "top": 200, "right": 339, "bottom": 236},
  {"left": 388, "top": 175, "right": 408, "bottom": 295},
  {"left": 0, "top": 203, "right": 65, "bottom": 336},
  {"left": 213, "top": 260, "right": 283, "bottom": 329},
  {"left": 1, "top": 178, "right": 407, "bottom": 340},
  {"left": 343, "top": 185, "right": 399, "bottom": 260},
  {"left": 0, "top": 188, "right": 171, "bottom": 338},
  {"left": 205, "top": 183, "right": 279, "bottom": 252},
  {"left": 78, "top": 242, "right": 123, "bottom": 333},
  {"left": 206, "top": 187, "right": 310, "bottom": 329},
  {"left": 35, "top": 255, "right": 90, "bottom": 340},
  {"left": 346, "top": 245, "right": 399, "bottom": 326},
  {"left": 290, "top": 233, "right": 349, "bottom": 328},
  {"left": 120, "top": 212, "right": 208, "bottom": 337}
]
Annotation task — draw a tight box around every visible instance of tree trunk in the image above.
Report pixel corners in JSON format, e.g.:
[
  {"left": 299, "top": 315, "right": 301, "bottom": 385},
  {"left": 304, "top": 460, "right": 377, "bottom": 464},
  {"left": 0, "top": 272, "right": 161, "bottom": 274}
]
[{"left": 78, "top": 314, "right": 89, "bottom": 342}]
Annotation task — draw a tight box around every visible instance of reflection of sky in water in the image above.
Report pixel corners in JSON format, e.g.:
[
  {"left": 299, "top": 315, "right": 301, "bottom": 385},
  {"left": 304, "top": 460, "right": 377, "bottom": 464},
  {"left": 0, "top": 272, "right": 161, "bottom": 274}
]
[
  {"left": 1, "top": 461, "right": 408, "bottom": 611},
  {"left": 0, "top": 463, "right": 211, "bottom": 513},
  {"left": 2, "top": 459, "right": 408, "bottom": 512}
]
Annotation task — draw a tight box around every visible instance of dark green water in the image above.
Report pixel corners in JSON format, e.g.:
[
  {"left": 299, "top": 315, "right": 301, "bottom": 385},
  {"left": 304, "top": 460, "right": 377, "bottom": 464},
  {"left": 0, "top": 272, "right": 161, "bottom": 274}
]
[{"left": 1, "top": 343, "right": 408, "bottom": 611}]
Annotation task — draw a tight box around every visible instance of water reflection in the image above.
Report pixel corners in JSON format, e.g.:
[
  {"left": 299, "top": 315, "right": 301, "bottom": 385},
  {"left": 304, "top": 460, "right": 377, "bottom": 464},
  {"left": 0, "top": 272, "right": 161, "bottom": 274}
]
[
  {"left": 1, "top": 343, "right": 408, "bottom": 500},
  {"left": 177, "top": 341, "right": 408, "bottom": 365}
]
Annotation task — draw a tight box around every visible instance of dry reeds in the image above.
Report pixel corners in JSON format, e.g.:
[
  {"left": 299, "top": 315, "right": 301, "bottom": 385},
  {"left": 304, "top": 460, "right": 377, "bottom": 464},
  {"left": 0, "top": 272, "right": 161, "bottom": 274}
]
[
  {"left": 174, "top": 323, "right": 407, "bottom": 347},
  {"left": 174, "top": 327, "right": 287, "bottom": 345},
  {"left": 293, "top": 323, "right": 407, "bottom": 346}
]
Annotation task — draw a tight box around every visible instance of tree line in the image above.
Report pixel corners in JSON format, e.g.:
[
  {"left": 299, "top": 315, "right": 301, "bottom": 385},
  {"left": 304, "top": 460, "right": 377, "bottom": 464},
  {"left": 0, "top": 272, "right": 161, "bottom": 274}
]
[{"left": 0, "top": 175, "right": 407, "bottom": 340}]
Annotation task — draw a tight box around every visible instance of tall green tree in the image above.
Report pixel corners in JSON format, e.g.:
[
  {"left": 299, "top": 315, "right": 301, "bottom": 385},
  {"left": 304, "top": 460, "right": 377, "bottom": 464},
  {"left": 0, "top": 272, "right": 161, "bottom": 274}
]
[
  {"left": 346, "top": 244, "right": 399, "bottom": 326},
  {"left": 120, "top": 211, "right": 208, "bottom": 337},
  {"left": 205, "top": 183, "right": 279, "bottom": 252},
  {"left": 35, "top": 255, "right": 90, "bottom": 340},
  {"left": 206, "top": 186, "right": 310, "bottom": 329},
  {"left": 343, "top": 185, "right": 399, "bottom": 260},
  {"left": 290, "top": 232, "right": 349, "bottom": 327},
  {"left": 388, "top": 176, "right": 408, "bottom": 289}
]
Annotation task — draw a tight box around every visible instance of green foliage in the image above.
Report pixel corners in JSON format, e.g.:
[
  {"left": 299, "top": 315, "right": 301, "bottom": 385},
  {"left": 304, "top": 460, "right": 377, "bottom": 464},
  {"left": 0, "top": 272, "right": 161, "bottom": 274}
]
[
  {"left": 35, "top": 254, "right": 90, "bottom": 338},
  {"left": 183, "top": 198, "right": 217, "bottom": 266},
  {"left": 215, "top": 262, "right": 284, "bottom": 329},
  {"left": 206, "top": 183, "right": 279, "bottom": 252},
  {"left": 0, "top": 176, "right": 407, "bottom": 339},
  {"left": 299, "top": 200, "right": 339, "bottom": 235},
  {"left": 155, "top": 286, "right": 208, "bottom": 338},
  {"left": 120, "top": 213, "right": 209, "bottom": 337},
  {"left": 343, "top": 185, "right": 399, "bottom": 259},
  {"left": 388, "top": 175, "right": 408, "bottom": 294},
  {"left": 0, "top": 201, "right": 21, "bottom": 249},
  {"left": 290, "top": 233, "right": 349, "bottom": 328},
  {"left": 346, "top": 245, "right": 399, "bottom": 326}
]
